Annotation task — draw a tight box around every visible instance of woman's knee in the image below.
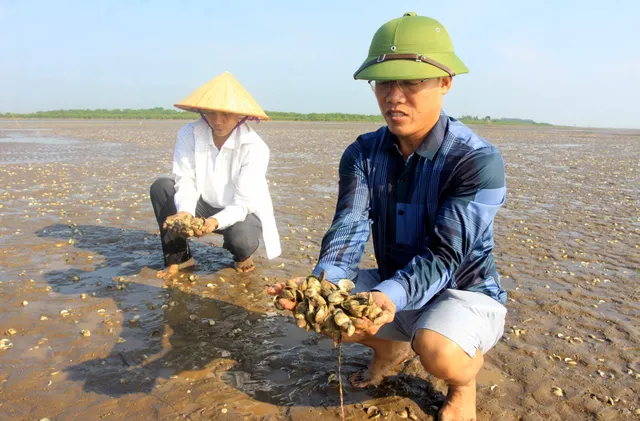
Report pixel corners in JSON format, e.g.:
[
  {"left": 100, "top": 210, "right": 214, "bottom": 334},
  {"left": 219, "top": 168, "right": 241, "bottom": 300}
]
[
  {"left": 150, "top": 177, "right": 175, "bottom": 200},
  {"left": 224, "top": 224, "right": 259, "bottom": 259}
]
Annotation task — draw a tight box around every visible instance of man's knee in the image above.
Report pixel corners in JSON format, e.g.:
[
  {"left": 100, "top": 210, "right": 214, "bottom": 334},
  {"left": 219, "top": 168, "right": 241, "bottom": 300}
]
[
  {"left": 150, "top": 177, "right": 175, "bottom": 200},
  {"left": 413, "top": 329, "right": 480, "bottom": 381}
]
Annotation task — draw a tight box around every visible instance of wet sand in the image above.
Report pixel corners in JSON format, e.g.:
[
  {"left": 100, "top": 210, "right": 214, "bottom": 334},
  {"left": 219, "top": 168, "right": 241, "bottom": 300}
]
[{"left": 0, "top": 119, "right": 638, "bottom": 421}]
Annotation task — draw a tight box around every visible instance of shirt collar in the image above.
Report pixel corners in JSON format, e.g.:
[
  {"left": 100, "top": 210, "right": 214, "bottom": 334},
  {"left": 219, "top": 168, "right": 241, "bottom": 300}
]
[{"left": 384, "top": 111, "right": 448, "bottom": 161}]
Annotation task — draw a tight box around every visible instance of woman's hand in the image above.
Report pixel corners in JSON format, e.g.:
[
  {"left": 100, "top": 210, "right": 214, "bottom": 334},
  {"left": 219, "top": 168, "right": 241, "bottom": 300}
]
[
  {"left": 194, "top": 217, "right": 218, "bottom": 237},
  {"left": 162, "top": 211, "right": 193, "bottom": 230}
]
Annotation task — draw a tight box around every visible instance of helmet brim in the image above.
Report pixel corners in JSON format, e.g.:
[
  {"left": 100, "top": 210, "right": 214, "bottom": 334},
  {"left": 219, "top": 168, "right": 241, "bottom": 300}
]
[{"left": 354, "top": 52, "right": 469, "bottom": 80}]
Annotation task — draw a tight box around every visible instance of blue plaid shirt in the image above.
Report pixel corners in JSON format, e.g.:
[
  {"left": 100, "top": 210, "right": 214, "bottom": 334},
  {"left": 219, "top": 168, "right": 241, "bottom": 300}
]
[{"left": 312, "top": 112, "right": 507, "bottom": 311}]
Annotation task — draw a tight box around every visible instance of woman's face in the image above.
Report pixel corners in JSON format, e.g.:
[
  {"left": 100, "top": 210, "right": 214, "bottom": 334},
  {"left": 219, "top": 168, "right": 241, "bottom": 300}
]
[{"left": 203, "top": 111, "right": 241, "bottom": 138}]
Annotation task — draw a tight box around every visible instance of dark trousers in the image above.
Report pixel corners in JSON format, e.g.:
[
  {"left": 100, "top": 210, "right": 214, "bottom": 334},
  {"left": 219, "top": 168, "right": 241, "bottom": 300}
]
[{"left": 149, "top": 176, "right": 262, "bottom": 266}]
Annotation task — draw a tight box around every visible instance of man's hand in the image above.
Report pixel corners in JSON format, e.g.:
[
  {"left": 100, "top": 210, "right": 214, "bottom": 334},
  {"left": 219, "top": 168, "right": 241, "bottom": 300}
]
[
  {"left": 351, "top": 291, "right": 396, "bottom": 337},
  {"left": 162, "top": 211, "right": 193, "bottom": 230},
  {"left": 266, "top": 277, "right": 305, "bottom": 311},
  {"left": 194, "top": 217, "right": 218, "bottom": 237}
]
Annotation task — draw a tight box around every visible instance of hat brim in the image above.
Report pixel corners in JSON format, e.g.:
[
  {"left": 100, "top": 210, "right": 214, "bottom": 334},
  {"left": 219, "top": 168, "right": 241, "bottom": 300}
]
[
  {"left": 174, "top": 103, "right": 270, "bottom": 121},
  {"left": 354, "top": 52, "right": 469, "bottom": 80}
]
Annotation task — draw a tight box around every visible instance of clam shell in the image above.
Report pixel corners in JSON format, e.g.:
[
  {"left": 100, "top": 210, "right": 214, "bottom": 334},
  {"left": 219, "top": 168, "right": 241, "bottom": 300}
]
[
  {"left": 346, "top": 322, "right": 356, "bottom": 336},
  {"left": 312, "top": 294, "right": 327, "bottom": 306},
  {"left": 338, "top": 278, "right": 355, "bottom": 293},
  {"left": 315, "top": 306, "right": 329, "bottom": 324},
  {"left": 306, "top": 278, "right": 321, "bottom": 291},
  {"left": 333, "top": 310, "right": 350, "bottom": 327},
  {"left": 327, "top": 292, "right": 344, "bottom": 304}
]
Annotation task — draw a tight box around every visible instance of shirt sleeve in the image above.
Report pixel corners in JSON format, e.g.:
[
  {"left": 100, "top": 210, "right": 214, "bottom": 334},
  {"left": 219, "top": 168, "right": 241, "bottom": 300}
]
[
  {"left": 172, "top": 126, "right": 198, "bottom": 216},
  {"left": 374, "top": 147, "right": 506, "bottom": 311},
  {"left": 212, "top": 143, "right": 270, "bottom": 230},
  {"left": 312, "top": 142, "right": 371, "bottom": 282}
]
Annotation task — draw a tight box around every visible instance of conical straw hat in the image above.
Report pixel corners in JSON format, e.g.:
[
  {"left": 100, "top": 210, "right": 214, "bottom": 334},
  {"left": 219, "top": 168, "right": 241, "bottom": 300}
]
[{"left": 174, "top": 72, "right": 270, "bottom": 120}]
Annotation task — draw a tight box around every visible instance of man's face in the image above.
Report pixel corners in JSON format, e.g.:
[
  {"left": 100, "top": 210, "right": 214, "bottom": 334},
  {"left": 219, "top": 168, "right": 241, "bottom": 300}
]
[
  {"left": 204, "top": 111, "right": 241, "bottom": 138},
  {"left": 373, "top": 77, "right": 452, "bottom": 141}
]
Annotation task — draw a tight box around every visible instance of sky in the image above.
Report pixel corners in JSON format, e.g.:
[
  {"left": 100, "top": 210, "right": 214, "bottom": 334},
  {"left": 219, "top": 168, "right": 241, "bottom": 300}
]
[{"left": 1, "top": 0, "right": 639, "bottom": 128}]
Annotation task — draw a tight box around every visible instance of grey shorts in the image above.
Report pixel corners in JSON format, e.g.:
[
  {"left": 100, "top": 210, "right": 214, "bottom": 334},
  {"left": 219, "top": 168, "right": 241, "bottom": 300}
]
[{"left": 354, "top": 269, "right": 507, "bottom": 358}]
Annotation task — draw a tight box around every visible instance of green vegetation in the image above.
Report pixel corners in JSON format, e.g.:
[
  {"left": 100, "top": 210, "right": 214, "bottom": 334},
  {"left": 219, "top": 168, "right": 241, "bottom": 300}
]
[
  {"left": 458, "top": 115, "right": 551, "bottom": 126},
  {"left": 0, "top": 108, "right": 198, "bottom": 120},
  {"left": 0, "top": 108, "right": 385, "bottom": 122},
  {"left": 0, "top": 108, "right": 550, "bottom": 125}
]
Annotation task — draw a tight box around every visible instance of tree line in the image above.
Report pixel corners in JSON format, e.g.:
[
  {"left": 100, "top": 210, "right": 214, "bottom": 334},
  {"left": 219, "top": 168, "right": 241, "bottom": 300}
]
[{"left": 0, "top": 108, "right": 550, "bottom": 125}]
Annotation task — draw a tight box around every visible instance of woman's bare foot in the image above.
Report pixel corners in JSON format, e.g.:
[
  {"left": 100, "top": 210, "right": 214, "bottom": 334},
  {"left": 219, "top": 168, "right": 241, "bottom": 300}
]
[
  {"left": 156, "top": 257, "right": 196, "bottom": 278},
  {"left": 235, "top": 256, "right": 255, "bottom": 273},
  {"left": 349, "top": 340, "right": 413, "bottom": 388},
  {"left": 439, "top": 379, "right": 477, "bottom": 421}
]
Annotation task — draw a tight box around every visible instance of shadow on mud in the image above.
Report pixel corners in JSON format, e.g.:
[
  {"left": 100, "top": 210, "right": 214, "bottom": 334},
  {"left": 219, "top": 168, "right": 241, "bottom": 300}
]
[{"left": 35, "top": 224, "right": 443, "bottom": 413}]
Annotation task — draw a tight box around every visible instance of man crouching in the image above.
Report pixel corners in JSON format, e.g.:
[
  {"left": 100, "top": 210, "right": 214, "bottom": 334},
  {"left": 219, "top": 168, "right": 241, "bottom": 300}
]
[{"left": 269, "top": 13, "right": 507, "bottom": 421}]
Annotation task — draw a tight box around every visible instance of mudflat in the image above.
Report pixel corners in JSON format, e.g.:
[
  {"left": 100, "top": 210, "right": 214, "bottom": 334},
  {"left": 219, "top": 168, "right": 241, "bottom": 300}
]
[{"left": 0, "top": 119, "right": 638, "bottom": 420}]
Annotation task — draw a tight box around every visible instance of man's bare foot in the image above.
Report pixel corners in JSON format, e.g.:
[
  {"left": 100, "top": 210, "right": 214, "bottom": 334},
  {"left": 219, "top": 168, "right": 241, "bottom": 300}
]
[
  {"left": 235, "top": 256, "right": 255, "bottom": 273},
  {"left": 439, "top": 379, "right": 477, "bottom": 421},
  {"left": 349, "top": 340, "right": 413, "bottom": 388},
  {"left": 156, "top": 257, "right": 196, "bottom": 278}
]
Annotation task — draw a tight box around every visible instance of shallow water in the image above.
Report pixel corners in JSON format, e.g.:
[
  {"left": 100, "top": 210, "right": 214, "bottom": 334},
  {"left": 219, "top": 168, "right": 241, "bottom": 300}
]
[{"left": 0, "top": 136, "right": 79, "bottom": 145}]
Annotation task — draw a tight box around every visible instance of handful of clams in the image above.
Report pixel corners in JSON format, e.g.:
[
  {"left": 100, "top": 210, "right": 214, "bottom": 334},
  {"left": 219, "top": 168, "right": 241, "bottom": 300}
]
[
  {"left": 275, "top": 273, "right": 389, "bottom": 339},
  {"left": 165, "top": 214, "right": 207, "bottom": 238}
]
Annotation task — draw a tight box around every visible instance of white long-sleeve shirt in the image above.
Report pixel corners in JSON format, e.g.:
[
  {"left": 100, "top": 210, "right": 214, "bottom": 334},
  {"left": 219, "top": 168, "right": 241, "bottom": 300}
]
[{"left": 172, "top": 118, "right": 281, "bottom": 259}]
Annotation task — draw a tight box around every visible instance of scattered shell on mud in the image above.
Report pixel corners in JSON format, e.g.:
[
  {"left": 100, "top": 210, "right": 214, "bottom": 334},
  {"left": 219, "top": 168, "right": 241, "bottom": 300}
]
[
  {"left": 551, "top": 386, "right": 564, "bottom": 397},
  {"left": 365, "top": 405, "right": 380, "bottom": 418},
  {"left": 510, "top": 326, "right": 526, "bottom": 336},
  {"left": 0, "top": 338, "right": 13, "bottom": 350},
  {"left": 80, "top": 329, "right": 91, "bottom": 337},
  {"left": 6, "top": 328, "right": 17, "bottom": 335},
  {"left": 60, "top": 310, "right": 70, "bottom": 317},
  {"left": 274, "top": 272, "right": 389, "bottom": 340},
  {"left": 21, "top": 300, "right": 29, "bottom": 306}
]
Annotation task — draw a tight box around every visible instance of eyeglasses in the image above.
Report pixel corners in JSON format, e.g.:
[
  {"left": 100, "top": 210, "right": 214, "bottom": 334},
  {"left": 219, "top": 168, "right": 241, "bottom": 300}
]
[{"left": 368, "top": 79, "right": 432, "bottom": 95}]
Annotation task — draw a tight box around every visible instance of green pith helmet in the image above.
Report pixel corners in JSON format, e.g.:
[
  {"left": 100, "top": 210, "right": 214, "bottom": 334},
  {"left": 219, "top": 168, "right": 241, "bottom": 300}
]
[{"left": 353, "top": 12, "right": 469, "bottom": 81}]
